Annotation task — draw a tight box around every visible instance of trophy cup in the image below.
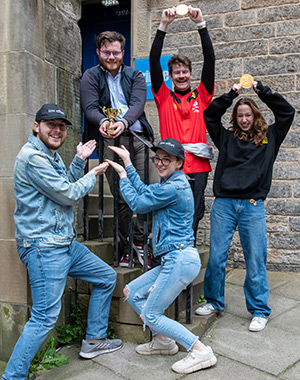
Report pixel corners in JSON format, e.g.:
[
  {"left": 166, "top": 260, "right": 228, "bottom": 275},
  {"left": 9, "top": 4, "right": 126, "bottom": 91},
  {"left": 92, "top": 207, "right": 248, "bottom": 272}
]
[{"left": 103, "top": 106, "right": 122, "bottom": 135}]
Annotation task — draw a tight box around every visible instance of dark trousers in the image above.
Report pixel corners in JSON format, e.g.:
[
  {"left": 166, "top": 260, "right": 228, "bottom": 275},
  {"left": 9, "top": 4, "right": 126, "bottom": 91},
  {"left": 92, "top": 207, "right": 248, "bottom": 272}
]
[{"left": 188, "top": 171, "right": 209, "bottom": 241}]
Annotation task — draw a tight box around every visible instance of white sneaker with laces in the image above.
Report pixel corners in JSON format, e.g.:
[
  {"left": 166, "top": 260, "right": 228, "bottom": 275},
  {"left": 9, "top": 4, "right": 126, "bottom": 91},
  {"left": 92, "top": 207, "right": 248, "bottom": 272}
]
[
  {"left": 136, "top": 336, "right": 178, "bottom": 356},
  {"left": 249, "top": 317, "right": 268, "bottom": 332},
  {"left": 172, "top": 346, "right": 217, "bottom": 374},
  {"left": 195, "top": 303, "right": 218, "bottom": 316}
]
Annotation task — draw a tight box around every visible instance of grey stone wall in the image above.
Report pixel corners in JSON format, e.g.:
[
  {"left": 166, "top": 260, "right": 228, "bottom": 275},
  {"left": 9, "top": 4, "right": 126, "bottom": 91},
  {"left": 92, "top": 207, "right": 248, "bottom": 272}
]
[
  {"left": 0, "top": 0, "right": 82, "bottom": 361},
  {"left": 137, "top": 0, "right": 300, "bottom": 271}
]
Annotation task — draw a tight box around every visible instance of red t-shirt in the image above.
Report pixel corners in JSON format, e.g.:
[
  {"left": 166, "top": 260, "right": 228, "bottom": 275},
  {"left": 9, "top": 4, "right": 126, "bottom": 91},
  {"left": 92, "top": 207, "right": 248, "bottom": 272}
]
[{"left": 153, "top": 81, "right": 213, "bottom": 174}]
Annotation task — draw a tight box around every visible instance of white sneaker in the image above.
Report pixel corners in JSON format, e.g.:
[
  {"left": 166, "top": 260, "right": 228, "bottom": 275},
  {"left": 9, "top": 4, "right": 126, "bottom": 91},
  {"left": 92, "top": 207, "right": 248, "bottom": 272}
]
[
  {"left": 136, "top": 336, "right": 179, "bottom": 356},
  {"left": 249, "top": 317, "right": 268, "bottom": 332},
  {"left": 172, "top": 346, "right": 217, "bottom": 374},
  {"left": 195, "top": 303, "right": 218, "bottom": 316}
]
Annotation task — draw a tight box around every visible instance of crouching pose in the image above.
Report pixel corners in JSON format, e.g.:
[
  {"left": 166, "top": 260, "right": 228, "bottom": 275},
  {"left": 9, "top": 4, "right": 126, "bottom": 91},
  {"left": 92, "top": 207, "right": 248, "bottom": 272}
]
[{"left": 106, "top": 138, "right": 217, "bottom": 374}]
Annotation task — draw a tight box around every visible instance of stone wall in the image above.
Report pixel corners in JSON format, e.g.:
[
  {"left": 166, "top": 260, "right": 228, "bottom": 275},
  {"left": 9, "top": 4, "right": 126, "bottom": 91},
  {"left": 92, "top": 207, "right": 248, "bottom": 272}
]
[
  {"left": 136, "top": 0, "right": 300, "bottom": 271},
  {"left": 0, "top": 0, "right": 82, "bottom": 361}
]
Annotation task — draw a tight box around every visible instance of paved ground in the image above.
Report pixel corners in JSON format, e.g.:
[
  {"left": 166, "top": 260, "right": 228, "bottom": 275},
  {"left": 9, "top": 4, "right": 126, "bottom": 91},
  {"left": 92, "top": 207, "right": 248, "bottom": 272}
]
[{"left": 1, "top": 269, "right": 300, "bottom": 379}]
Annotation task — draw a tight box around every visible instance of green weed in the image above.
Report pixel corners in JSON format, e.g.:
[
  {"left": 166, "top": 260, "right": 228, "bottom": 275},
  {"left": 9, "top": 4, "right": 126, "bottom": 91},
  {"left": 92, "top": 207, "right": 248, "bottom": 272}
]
[
  {"left": 56, "top": 302, "right": 85, "bottom": 346},
  {"left": 196, "top": 295, "right": 206, "bottom": 304},
  {"left": 27, "top": 337, "right": 68, "bottom": 379}
]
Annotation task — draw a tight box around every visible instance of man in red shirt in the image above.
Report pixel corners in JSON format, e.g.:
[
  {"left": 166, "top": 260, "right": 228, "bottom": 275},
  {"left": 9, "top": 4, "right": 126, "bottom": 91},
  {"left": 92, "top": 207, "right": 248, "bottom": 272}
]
[{"left": 150, "top": 6, "right": 215, "bottom": 238}]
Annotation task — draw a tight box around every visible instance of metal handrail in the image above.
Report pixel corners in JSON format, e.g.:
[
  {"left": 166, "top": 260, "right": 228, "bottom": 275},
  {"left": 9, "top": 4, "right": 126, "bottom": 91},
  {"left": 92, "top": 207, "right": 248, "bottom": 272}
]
[{"left": 82, "top": 122, "right": 194, "bottom": 323}]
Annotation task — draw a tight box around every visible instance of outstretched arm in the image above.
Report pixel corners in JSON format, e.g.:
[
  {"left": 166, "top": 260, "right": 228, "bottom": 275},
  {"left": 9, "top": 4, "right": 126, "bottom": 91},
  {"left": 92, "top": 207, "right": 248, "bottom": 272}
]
[
  {"left": 150, "top": 8, "right": 176, "bottom": 94},
  {"left": 188, "top": 7, "right": 215, "bottom": 95},
  {"left": 204, "top": 85, "right": 239, "bottom": 148},
  {"left": 106, "top": 145, "right": 132, "bottom": 179}
]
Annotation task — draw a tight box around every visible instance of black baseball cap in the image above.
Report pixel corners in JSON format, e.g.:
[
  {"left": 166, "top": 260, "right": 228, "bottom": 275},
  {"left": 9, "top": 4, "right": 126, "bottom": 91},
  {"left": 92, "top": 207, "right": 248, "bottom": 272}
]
[
  {"left": 35, "top": 104, "right": 72, "bottom": 125},
  {"left": 151, "top": 138, "right": 185, "bottom": 161}
]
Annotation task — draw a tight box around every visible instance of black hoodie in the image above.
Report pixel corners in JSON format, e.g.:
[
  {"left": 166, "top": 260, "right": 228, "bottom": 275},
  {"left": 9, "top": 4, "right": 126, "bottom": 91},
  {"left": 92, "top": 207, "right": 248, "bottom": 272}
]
[{"left": 204, "top": 81, "right": 295, "bottom": 199}]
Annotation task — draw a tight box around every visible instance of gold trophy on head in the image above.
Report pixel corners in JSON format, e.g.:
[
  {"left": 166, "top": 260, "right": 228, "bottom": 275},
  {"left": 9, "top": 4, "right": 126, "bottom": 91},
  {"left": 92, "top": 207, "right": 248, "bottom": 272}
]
[{"left": 102, "top": 106, "right": 122, "bottom": 135}]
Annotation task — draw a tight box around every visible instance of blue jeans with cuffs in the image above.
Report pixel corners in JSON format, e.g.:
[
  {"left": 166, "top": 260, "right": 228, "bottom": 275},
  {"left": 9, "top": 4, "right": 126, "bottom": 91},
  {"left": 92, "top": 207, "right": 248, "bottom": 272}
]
[{"left": 126, "top": 246, "right": 201, "bottom": 351}]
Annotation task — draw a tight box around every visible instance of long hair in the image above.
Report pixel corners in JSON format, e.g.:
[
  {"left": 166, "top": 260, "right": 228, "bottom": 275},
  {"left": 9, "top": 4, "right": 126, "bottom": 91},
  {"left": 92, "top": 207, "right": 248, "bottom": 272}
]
[{"left": 229, "top": 97, "right": 268, "bottom": 146}]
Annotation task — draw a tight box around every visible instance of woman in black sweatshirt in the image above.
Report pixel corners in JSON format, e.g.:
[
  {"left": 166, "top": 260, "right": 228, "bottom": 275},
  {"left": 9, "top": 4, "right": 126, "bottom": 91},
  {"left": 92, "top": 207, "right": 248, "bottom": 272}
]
[{"left": 195, "top": 81, "right": 295, "bottom": 332}]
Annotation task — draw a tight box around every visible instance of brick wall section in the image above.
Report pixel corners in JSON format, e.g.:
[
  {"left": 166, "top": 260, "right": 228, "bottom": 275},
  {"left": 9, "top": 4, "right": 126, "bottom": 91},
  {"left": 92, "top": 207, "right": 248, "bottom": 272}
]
[{"left": 141, "top": 0, "right": 300, "bottom": 271}]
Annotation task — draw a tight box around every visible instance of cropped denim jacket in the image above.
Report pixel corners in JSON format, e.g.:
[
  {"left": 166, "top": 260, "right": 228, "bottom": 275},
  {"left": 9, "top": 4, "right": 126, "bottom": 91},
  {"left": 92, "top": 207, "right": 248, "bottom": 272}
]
[
  {"left": 120, "top": 165, "right": 195, "bottom": 257},
  {"left": 14, "top": 135, "right": 96, "bottom": 248}
]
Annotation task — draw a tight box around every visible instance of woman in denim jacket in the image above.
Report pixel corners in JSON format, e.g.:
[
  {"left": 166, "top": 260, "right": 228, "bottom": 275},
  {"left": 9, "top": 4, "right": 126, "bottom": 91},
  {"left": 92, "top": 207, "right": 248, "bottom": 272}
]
[{"left": 107, "top": 138, "right": 217, "bottom": 375}]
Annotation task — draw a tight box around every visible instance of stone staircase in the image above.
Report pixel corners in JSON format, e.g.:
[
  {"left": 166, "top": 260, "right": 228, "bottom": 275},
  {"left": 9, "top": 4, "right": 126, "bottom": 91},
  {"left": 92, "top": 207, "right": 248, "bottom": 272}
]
[{"left": 78, "top": 159, "right": 215, "bottom": 347}]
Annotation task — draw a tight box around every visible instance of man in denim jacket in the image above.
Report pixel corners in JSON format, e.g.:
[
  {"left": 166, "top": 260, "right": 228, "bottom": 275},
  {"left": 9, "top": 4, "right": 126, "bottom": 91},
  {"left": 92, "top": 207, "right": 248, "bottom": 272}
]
[{"left": 2, "top": 104, "right": 122, "bottom": 380}]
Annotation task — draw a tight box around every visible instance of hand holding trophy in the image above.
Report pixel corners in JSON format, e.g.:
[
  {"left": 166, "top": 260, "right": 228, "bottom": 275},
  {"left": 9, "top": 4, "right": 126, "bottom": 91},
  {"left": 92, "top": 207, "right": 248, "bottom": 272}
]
[{"left": 102, "top": 106, "right": 122, "bottom": 135}]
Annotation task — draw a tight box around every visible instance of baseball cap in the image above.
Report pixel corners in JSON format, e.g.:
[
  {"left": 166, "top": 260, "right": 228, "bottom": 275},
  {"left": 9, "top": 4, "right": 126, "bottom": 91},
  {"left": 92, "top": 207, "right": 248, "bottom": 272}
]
[
  {"left": 151, "top": 138, "right": 185, "bottom": 161},
  {"left": 35, "top": 104, "right": 72, "bottom": 125}
]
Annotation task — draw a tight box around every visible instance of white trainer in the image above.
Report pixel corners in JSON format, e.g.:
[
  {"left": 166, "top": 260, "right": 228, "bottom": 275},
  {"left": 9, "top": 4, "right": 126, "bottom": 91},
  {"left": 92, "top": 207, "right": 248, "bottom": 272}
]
[
  {"left": 195, "top": 303, "right": 218, "bottom": 316},
  {"left": 136, "top": 336, "right": 179, "bottom": 356},
  {"left": 172, "top": 346, "right": 217, "bottom": 374},
  {"left": 249, "top": 317, "right": 268, "bottom": 332}
]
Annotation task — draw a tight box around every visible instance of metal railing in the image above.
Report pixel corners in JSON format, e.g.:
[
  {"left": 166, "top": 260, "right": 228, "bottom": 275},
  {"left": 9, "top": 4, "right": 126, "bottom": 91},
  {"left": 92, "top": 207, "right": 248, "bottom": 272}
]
[{"left": 82, "top": 122, "right": 194, "bottom": 324}]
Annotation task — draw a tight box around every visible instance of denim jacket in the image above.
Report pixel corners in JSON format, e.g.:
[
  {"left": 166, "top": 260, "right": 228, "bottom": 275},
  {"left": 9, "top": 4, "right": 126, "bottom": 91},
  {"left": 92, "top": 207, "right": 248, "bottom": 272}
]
[
  {"left": 14, "top": 135, "right": 96, "bottom": 248},
  {"left": 120, "top": 165, "right": 195, "bottom": 256}
]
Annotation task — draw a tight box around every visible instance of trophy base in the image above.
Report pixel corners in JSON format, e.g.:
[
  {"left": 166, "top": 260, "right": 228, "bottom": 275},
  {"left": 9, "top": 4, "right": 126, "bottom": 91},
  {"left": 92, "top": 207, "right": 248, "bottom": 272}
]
[{"left": 106, "top": 128, "right": 115, "bottom": 135}]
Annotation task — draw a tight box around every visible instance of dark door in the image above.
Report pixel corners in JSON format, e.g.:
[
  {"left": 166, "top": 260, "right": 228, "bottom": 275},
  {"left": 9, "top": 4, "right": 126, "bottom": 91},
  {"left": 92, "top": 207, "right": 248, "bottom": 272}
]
[{"left": 79, "top": 1, "right": 131, "bottom": 73}]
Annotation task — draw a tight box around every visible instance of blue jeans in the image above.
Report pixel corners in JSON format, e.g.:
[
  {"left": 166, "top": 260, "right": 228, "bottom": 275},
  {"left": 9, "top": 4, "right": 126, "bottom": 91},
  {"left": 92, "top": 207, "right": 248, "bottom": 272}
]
[
  {"left": 2, "top": 241, "right": 116, "bottom": 380},
  {"left": 126, "top": 247, "right": 200, "bottom": 351},
  {"left": 204, "top": 198, "right": 271, "bottom": 318}
]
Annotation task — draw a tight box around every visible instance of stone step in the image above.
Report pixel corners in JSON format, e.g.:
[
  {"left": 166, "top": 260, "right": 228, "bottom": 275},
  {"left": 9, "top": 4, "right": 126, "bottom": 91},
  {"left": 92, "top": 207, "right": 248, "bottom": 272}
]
[
  {"left": 88, "top": 214, "right": 137, "bottom": 240},
  {"left": 79, "top": 239, "right": 211, "bottom": 346},
  {"left": 83, "top": 239, "right": 114, "bottom": 265},
  {"left": 88, "top": 215, "right": 114, "bottom": 239},
  {"left": 88, "top": 193, "right": 113, "bottom": 215}
]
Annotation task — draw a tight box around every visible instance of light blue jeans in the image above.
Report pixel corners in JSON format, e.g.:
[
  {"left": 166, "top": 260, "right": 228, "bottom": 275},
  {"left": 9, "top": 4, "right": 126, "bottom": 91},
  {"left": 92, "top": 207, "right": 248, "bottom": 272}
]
[
  {"left": 126, "top": 247, "right": 201, "bottom": 351},
  {"left": 2, "top": 241, "right": 116, "bottom": 380},
  {"left": 204, "top": 198, "right": 271, "bottom": 318}
]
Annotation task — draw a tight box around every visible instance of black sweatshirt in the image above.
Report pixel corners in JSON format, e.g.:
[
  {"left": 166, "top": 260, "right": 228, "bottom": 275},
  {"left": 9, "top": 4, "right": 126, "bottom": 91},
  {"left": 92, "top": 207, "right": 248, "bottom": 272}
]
[{"left": 204, "top": 82, "right": 295, "bottom": 199}]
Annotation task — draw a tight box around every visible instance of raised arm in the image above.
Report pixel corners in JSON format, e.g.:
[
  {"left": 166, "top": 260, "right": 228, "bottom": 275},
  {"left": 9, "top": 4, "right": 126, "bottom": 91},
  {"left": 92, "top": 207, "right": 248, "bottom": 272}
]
[
  {"left": 254, "top": 81, "right": 295, "bottom": 146},
  {"left": 204, "top": 88, "right": 238, "bottom": 149},
  {"left": 150, "top": 8, "right": 176, "bottom": 94},
  {"left": 188, "top": 7, "right": 215, "bottom": 95},
  {"left": 199, "top": 28, "right": 215, "bottom": 95}
]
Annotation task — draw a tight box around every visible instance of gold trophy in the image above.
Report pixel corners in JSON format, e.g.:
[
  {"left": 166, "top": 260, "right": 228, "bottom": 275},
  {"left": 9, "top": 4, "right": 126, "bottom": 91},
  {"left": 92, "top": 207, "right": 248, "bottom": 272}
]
[{"left": 103, "top": 106, "right": 122, "bottom": 135}]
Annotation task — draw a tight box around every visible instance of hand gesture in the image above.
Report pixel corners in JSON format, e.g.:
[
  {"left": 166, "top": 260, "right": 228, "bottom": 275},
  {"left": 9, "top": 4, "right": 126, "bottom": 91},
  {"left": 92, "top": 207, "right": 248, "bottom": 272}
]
[
  {"left": 89, "top": 162, "right": 109, "bottom": 176},
  {"left": 232, "top": 83, "right": 243, "bottom": 95},
  {"left": 106, "top": 159, "right": 127, "bottom": 179},
  {"left": 159, "top": 7, "right": 176, "bottom": 31},
  {"left": 99, "top": 120, "right": 111, "bottom": 138},
  {"left": 107, "top": 145, "right": 132, "bottom": 167},
  {"left": 252, "top": 81, "right": 259, "bottom": 93},
  {"left": 99, "top": 120, "right": 125, "bottom": 138},
  {"left": 76, "top": 140, "right": 97, "bottom": 160},
  {"left": 188, "top": 7, "right": 204, "bottom": 24}
]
